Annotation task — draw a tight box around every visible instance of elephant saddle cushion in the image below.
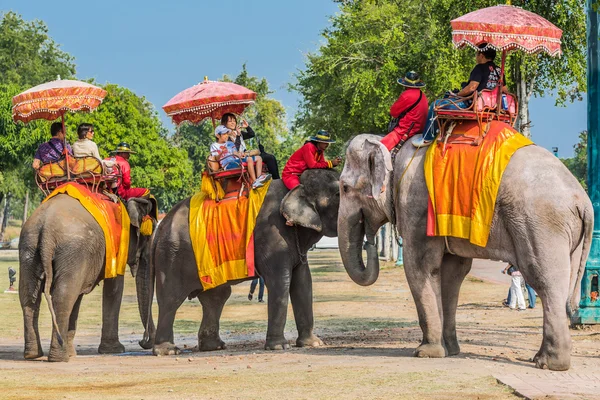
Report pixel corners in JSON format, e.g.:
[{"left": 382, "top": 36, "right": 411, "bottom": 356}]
[
  {"left": 188, "top": 180, "right": 271, "bottom": 290},
  {"left": 43, "top": 182, "right": 131, "bottom": 278},
  {"left": 424, "top": 120, "right": 533, "bottom": 247}
]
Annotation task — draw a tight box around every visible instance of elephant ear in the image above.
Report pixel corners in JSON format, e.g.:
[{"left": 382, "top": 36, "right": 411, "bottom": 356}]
[
  {"left": 280, "top": 184, "right": 322, "bottom": 232},
  {"left": 126, "top": 198, "right": 152, "bottom": 228},
  {"left": 363, "top": 138, "right": 393, "bottom": 200}
]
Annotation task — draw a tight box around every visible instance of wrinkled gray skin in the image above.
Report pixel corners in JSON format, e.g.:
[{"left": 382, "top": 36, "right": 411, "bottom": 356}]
[
  {"left": 338, "top": 134, "right": 593, "bottom": 371},
  {"left": 19, "top": 195, "right": 154, "bottom": 362},
  {"left": 143, "top": 169, "right": 339, "bottom": 355}
]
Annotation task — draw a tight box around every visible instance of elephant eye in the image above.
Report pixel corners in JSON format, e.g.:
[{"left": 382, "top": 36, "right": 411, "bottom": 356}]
[{"left": 342, "top": 183, "right": 350, "bottom": 194}]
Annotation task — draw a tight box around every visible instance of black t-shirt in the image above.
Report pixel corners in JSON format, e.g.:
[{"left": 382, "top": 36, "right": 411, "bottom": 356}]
[{"left": 469, "top": 61, "right": 504, "bottom": 92}]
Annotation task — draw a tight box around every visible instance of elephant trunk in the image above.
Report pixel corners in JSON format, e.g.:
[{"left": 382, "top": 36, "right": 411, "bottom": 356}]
[
  {"left": 135, "top": 235, "right": 155, "bottom": 349},
  {"left": 338, "top": 208, "right": 380, "bottom": 286}
]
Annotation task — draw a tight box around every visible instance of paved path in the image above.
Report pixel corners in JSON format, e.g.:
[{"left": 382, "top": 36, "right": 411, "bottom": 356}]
[
  {"left": 469, "top": 258, "right": 512, "bottom": 285},
  {"left": 496, "top": 372, "right": 600, "bottom": 399},
  {"left": 472, "top": 259, "right": 598, "bottom": 399}
]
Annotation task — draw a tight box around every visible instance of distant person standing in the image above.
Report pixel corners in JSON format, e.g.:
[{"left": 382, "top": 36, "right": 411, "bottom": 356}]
[
  {"left": 248, "top": 276, "right": 265, "bottom": 303},
  {"left": 502, "top": 264, "right": 526, "bottom": 310}
]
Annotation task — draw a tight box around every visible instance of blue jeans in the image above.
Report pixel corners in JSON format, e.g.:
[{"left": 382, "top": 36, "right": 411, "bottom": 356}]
[
  {"left": 421, "top": 97, "right": 470, "bottom": 141},
  {"left": 506, "top": 282, "right": 536, "bottom": 308},
  {"left": 249, "top": 276, "right": 265, "bottom": 301}
]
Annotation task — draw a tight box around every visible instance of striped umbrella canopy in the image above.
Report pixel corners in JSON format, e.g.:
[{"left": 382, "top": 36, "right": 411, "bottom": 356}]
[
  {"left": 12, "top": 79, "right": 107, "bottom": 123},
  {"left": 163, "top": 77, "right": 256, "bottom": 126},
  {"left": 451, "top": 4, "right": 563, "bottom": 57}
]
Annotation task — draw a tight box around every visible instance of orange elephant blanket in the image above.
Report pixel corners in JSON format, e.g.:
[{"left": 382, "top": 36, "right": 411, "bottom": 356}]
[
  {"left": 43, "top": 183, "right": 130, "bottom": 278},
  {"left": 424, "top": 121, "right": 533, "bottom": 247},
  {"left": 189, "top": 180, "right": 271, "bottom": 291}
]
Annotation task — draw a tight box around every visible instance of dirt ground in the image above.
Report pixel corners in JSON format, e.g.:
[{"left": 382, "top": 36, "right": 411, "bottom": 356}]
[{"left": 1, "top": 250, "right": 599, "bottom": 400}]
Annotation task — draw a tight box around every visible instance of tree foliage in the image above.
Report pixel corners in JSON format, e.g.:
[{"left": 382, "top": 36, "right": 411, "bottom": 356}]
[
  {"left": 562, "top": 130, "right": 587, "bottom": 190},
  {"left": 293, "top": 0, "right": 586, "bottom": 141},
  {"left": 0, "top": 12, "right": 76, "bottom": 86},
  {"left": 64, "top": 84, "right": 195, "bottom": 210}
]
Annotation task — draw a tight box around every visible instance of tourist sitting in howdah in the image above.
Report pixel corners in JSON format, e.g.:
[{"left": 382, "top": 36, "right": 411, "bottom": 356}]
[
  {"left": 72, "top": 123, "right": 101, "bottom": 160},
  {"left": 104, "top": 142, "right": 150, "bottom": 200},
  {"left": 221, "top": 112, "right": 280, "bottom": 179},
  {"left": 32, "top": 122, "right": 72, "bottom": 169},
  {"left": 210, "top": 125, "right": 271, "bottom": 190},
  {"left": 381, "top": 71, "right": 429, "bottom": 151},
  {"left": 413, "top": 43, "right": 508, "bottom": 147}
]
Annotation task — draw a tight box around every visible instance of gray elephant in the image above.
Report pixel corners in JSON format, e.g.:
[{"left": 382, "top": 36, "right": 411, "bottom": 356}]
[
  {"left": 142, "top": 169, "right": 339, "bottom": 355},
  {"left": 19, "top": 195, "right": 155, "bottom": 362},
  {"left": 338, "top": 134, "right": 592, "bottom": 371}
]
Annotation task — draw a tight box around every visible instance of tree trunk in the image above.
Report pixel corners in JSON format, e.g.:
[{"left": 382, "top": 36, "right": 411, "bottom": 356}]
[
  {"left": 512, "top": 57, "right": 535, "bottom": 138},
  {"left": 22, "top": 190, "right": 30, "bottom": 225},
  {"left": 0, "top": 192, "right": 12, "bottom": 242}
]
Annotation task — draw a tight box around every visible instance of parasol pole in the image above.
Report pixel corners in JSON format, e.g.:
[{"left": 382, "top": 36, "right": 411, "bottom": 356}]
[
  {"left": 61, "top": 113, "right": 71, "bottom": 180},
  {"left": 496, "top": 50, "right": 507, "bottom": 117}
]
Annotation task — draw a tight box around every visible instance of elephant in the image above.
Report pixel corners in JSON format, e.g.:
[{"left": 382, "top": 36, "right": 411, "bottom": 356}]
[
  {"left": 141, "top": 169, "right": 340, "bottom": 355},
  {"left": 338, "top": 134, "right": 592, "bottom": 371},
  {"left": 19, "top": 194, "right": 155, "bottom": 362}
]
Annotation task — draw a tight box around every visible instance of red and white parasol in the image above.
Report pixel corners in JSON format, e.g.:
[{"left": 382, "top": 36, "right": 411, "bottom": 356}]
[
  {"left": 451, "top": 4, "right": 563, "bottom": 57},
  {"left": 451, "top": 4, "right": 563, "bottom": 116},
  {"left": 163, "top": 77, "right": 256, "bottom": 126},
  {"left": 12, "top": 78, "right": 107, "bottom": 124}
]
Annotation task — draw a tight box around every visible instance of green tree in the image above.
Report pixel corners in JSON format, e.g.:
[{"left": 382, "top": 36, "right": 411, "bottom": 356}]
[
  {"left": 562, "top": 130, "right": 587, "bottom": 190},
  {"left": 293, "top": 0, "right": 586, "bottom": 141},
  {"left": 0, "top": 11, "right": 76, "bottom": 86},
  {"left": 65, "top": 84, "right": 195, "bottom": 210},
  {"left": 0, "top": 83, "right": 46, "bottom": 209},
  {"left": 0, "top": 11, "right": 76, "bottom": 216}
]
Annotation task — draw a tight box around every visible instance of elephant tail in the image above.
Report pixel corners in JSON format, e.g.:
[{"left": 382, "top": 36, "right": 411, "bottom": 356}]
[
  {"left": 40, "top": 240, "right": 64, "bottom": 347},
  {"left": 567, "top": 204, "right": 594, "bottom": 318}
]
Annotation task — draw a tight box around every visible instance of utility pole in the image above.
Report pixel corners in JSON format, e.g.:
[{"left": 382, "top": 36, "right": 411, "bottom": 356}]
[{"left": 572, "top": 0, "right": 600, "bottom": 324}]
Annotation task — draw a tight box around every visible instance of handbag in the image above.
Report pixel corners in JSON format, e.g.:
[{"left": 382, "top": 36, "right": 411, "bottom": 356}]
[{"left": 387, "top": 91, "right": 423, "bottom": 133}]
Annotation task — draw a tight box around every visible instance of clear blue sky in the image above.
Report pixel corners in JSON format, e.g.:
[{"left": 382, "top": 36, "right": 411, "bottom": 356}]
[{"left": 4, "top": 0, "right": 587, "bottom": 157}]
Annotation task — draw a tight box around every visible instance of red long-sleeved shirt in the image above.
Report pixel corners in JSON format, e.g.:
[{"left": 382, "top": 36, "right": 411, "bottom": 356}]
[
  {"left": 381, "top": 88, "right": 429, "bottom": 150},
  {"left": 282, "top": 142, "right": 332, "bottom": 178}
]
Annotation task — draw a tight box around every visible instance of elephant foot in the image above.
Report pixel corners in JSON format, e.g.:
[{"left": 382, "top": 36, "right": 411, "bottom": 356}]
[
  {"left": 48, "top": 347, "right": 70, "bottom": 363},
  {"left": 153, "top": 342, "right": 181, "bottom": 356},
  {"left": 67, "top": 331, "right": 77, "bottom": 357},
  {"left": 265, "top": 337, "right": 291, "bottom": 351},
  {"left": 444, "top": 339, "right": 460, "bottom": 356},
  {"left": 98, "top": 340, "right": 125, "bottom": 354},
  {"left": 414, "top": 343, "right": 446, "bottom": 358},
  {"left": 534, "top": 348, "right": 570, "bottom": 371},
  {"left": 197, "top": 337, "right": 227, "bottom": 352},
  {"left": 24, "top": 346, "right": 43, "bottom": 360},
  {"left": 139, "top": 337, "right": 154, "bottom": 350},
  {"left": 67, "top": 343, "right": 77, "bottom": 358},
  {"left": 296, "top": 334, "right": 324, "bottom": 348}
]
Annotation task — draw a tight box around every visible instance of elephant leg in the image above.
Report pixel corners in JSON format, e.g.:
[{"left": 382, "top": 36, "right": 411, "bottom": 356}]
[
  {"left": 153, "top": 286, "right": 189, "bottom": 356},
  {"left": 67, "top": 295, "right": 84, "bottom": 357},
  {"left": 20, "top": 278, "right": 44, "bottom": 360},
  {"left": 523, "top": 254, "right": 572, "bottom": 371},
  {"left": 264, "top": 266, "right": 292, "bottom": 350},
  {"left": 290, "top": 262, "right": 322, "bottom": 348},
  {"left": 440, "top": 254, "right": 472, "bottom": 356},
  {"left": 403, "top": 239, "right": 446, "bottom": 358},
  {"left": 196, "top": 285, "right": 231, "bottom": 351},
  {"left": 48, "top": 283, "right": 81, "bottom": 362},
  {"left": 98, "top": 275, "right": 125, "bottom": 354}
]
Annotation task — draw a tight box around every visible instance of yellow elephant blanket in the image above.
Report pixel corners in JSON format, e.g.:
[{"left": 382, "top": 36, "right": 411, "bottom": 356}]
[
  {"left": 189, "top": 180, "right": 271, "bottom": 291},
  {"left": 424, "top": 121, "right": 533, "bottom": 247},
  {"left": 43, "top": 183, "right": 130, "bottom": 278}
]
